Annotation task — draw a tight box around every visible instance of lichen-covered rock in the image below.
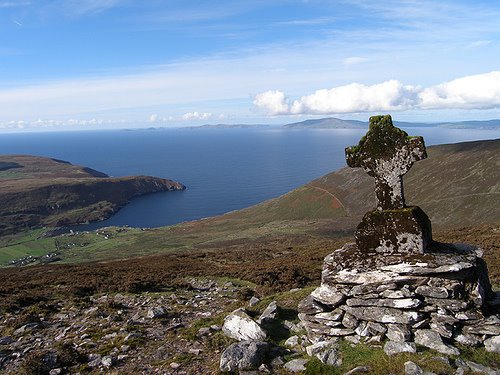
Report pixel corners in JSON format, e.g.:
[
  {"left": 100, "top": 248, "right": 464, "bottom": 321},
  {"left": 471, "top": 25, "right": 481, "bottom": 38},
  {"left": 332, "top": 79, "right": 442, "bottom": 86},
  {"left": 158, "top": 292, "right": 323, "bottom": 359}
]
[
  {"left": 414, "top": 330, "right": 460, "bottom": 356},
  {"left": 219, "top": 341, "right": 269, "bottom": 372},
  {"left": 386, "top": 324, "right": 411, "bottom": 343},
  {"left": 306, "top": 341, "right": 342, "bottom": 366},
  {"left": 222, "top": 308, "right": 267, "bottom": 341},
  {"left": 483, "top": 336, "right": 500, "bottom": 353},
  {"left": 345, "top": 115, "right": 427, "bottom": 212},
  {"left": 383, "top": 341, "right": 416, "bottom": 355}
]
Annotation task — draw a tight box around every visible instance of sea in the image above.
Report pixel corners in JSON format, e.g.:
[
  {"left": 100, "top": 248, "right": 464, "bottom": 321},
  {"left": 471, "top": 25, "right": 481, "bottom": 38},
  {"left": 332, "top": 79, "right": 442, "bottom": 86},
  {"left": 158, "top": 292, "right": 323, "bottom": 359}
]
[{"left": 0, "top": 126, "right": 498, "bottom": 230}]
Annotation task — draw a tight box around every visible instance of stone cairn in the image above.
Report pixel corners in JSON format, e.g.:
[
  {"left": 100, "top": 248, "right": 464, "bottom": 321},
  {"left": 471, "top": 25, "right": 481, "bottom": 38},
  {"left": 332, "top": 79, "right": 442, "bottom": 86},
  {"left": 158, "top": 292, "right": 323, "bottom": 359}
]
[{"left": 298, "top": 115, "right": 500, "bottom": 358}]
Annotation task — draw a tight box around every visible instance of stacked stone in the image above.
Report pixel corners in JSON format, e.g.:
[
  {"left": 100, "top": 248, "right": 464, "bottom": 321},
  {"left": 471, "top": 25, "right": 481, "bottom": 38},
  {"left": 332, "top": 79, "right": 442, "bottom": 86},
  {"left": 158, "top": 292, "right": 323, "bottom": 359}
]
[
  {"left": 298, "top": 242, "right": 500, "bottom": 355},
  {"left": 299, "top": 115, "right": 499, "bottom": 357}
]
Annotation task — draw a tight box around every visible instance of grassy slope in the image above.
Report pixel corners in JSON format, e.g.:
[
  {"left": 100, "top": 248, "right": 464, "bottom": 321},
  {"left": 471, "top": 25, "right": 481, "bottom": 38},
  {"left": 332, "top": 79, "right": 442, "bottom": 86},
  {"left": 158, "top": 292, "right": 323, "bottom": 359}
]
[
  {"left": 0, "top": 139, "right": 498, "bottom": 269},
  {"left": 0, "top": 155, "right": 183, "bottom": 235}
]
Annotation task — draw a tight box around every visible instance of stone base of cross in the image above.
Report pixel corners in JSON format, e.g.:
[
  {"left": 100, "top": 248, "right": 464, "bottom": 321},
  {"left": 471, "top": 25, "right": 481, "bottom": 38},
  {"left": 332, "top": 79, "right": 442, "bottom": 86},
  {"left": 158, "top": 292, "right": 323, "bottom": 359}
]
[{"left": 345, "top": 115, "right": 432, "bottom": 253}]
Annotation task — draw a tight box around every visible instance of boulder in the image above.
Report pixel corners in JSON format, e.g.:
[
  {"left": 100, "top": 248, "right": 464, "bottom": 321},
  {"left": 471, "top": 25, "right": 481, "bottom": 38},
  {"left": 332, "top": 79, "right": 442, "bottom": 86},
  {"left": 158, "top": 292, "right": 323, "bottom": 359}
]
[
  {"left": 414, "top": 330, "right": 460, "bottom": 356},
  {"left": 257, "top": 301, "right": 280, "bottom": 325},
  {"left": 219, "top": 341, "right": 269, "bottom": 372},
  {"left": 222, "top": 309, "right": 267, "bottom": 341},
  {"left": 383, "top": 341, "right": 416, "bottom": 355},
  {"left": 484, "top": 336, "right": 500, "bottom": 353},
  {"left": 386, "top": 324, "right": 411, "bottom": 342},
  {"left": 306, "top": 341, "right": 342, "bottom": 366},
  {"left": 283, "top": 358, "right": 309, "bottom": 373}
]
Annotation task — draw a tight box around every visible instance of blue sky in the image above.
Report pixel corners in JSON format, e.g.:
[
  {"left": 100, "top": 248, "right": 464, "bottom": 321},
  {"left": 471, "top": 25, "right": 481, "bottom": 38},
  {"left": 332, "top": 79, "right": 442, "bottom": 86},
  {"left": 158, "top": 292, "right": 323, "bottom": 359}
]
[{"left": 1, "top": 0, "right": 500, "bottom": 130}]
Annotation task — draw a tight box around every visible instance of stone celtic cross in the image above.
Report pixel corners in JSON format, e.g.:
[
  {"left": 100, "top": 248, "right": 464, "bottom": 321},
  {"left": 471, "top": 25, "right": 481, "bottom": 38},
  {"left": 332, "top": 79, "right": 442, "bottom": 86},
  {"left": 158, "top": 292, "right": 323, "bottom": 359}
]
[
  {"left": 346, "top": 115, "right": 427, "bottom": 210},
  {"left": 345, "top": 115, "right": 432, "bottom": 253}
]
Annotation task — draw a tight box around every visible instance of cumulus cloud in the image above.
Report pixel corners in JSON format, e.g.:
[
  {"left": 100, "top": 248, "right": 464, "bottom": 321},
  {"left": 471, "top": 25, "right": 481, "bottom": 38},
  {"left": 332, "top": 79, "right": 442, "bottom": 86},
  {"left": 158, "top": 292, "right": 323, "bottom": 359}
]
[
  {"left": 254, "top": 71, "right": 500, "bottom": 115},
  {"left": 252, "top": 90, "right": 290, "bottom": 115},
  {"left": 182, "top": 111, "right": 212, "bottom": 120},
  {"left": 149, "top": 114, "right": 158, "bottom": 122}
]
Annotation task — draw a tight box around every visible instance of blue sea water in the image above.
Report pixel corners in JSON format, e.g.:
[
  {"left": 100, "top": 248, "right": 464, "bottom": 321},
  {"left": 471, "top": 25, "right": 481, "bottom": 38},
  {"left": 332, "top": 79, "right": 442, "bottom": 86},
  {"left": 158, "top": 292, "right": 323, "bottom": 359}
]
[{"left": 0, "top": 126, "right": 498, "bottom": 229}]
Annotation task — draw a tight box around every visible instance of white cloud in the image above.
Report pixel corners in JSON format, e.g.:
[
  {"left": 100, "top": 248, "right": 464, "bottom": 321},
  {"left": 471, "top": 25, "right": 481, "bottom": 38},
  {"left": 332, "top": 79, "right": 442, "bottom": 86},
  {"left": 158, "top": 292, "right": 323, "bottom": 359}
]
[
  {"left": 149, "top": 114, "right": 158, "bottom": 122},
  {"left": 252, "top": 90, "right": 290, "bottom": 115},
  {"left": 419, "top": 71, "right": 500, "bottom": 109},
  {"left": 182, "top": 111, "right": 212, "bottom": 120},
  {"left": 254, "top": 71, "right": 500, "bottom": 115}
]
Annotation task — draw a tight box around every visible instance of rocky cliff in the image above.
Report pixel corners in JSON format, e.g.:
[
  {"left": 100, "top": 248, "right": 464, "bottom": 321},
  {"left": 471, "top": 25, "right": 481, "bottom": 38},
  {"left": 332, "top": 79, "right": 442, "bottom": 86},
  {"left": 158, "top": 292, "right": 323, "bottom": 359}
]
[{"left": 0, "top": 155, "right": 185, "bottom": 234}]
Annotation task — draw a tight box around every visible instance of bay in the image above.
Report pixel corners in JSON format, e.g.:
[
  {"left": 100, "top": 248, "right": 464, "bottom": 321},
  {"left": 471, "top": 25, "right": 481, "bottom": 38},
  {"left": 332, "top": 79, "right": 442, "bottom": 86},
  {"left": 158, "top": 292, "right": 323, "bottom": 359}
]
[{"left": 0, "top": 126, "right": 498, "bottom": 229}]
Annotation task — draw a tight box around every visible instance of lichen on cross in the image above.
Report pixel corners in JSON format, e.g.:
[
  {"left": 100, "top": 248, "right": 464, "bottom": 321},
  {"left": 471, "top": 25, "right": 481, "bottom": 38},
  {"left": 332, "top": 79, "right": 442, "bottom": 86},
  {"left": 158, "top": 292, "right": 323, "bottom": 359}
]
[{"left": 345, "top": 115, "right": 427, "bottom": 211}]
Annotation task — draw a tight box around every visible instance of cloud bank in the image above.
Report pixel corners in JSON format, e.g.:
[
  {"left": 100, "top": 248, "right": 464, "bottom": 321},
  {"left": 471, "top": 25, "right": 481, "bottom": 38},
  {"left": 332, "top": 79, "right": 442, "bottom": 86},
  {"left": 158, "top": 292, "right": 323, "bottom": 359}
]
[{"left": 253, "top": 71, "right": 500, "bottom": 115}]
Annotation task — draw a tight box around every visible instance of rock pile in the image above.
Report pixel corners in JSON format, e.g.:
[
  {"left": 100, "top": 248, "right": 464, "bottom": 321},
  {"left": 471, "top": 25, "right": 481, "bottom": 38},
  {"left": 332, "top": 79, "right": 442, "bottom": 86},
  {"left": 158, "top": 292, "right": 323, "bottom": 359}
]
[{"left": 299, "top": 115, "right": 500, "bottom": 363}]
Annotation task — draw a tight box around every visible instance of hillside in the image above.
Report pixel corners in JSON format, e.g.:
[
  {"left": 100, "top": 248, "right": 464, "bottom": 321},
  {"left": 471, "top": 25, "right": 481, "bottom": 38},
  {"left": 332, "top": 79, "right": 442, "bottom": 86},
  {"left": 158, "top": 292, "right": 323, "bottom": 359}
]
[{"left": 0, "top": 155, "right": 185, "bottom": 235}]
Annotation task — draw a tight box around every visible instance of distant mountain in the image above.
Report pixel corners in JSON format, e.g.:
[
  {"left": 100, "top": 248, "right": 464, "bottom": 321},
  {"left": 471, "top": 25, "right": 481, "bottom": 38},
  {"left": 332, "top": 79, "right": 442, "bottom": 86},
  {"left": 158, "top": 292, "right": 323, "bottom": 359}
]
[
  {"left": 283, "top": 117, "right": 366, "bottom": 129},
  {"left": 282, "top": 117, "right": 500, "bottom": 130},
  {"left": 436, "top": 119, "right": 500, "bottom": 129},
  {"left": 187, "top": 124, "right": 269, "bottom": 129}
]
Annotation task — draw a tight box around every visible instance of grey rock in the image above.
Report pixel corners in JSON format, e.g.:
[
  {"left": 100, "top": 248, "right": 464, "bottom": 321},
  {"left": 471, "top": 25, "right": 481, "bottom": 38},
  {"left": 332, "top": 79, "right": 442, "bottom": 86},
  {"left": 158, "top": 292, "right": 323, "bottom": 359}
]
[
  {"left": 219, "top": 340, "right": 269, "bottom": 372},
  {"left": 311, "top": 285, "right": 346, "bottom": 307},
  {"left": 414, "top": 330, "right": 460, "bottom": 356},
  {"left": 147, "top": 306, "right": 166, "bottom": 319},
  {"left": 257, "top": 301, "right": 280, "bottom": 325},
  {"left": 342, "top": 313, "right": 358, "bottom": 329},
  {"left": 248, "top": 296, "right": 260, "bottom": 307},
  {"left": 355, "top": 321, "right": 386, "bottom": 337},
  {"left": 88, "top": 353, "right": 102, "bottom": 367},
  {"left": 298, "top": 295, "right": 326, "bottom": 314},
  {"left": 284, "top": 320, "right": 303, "bottom": 333},
  {"left": 284, "top": 335, "right": 300, "bottom": 348},
  {"left": 49, "top": 369, "right": 62, "bottom": 375},
  {"left": 347, "top": 297, "right": 421, "bottom": 309},
  {"left": 454, "top": 333, "right": 482, "bottom": 347},
  {"left": 329, "top": 328, "right": 355, "bottom": 336},
  {"left": 463, "top": 323, "right": 500, "bottom": 336},
  {"left": 430, "top": 322, "right": 454, "bottom": 339},
  {"left": 306, "top": 341, "right": 342, "bottom": 366},
  {"left": 0, "top": 336, "right": 13, "bottom": 345},
  {"left": 284, "top": 358, "right": 309, "bottom": 372},
  {"left": 384, "top": 341, "right": 416, "bottom": 355},
  {"left": 465, "top": 360, "right": 500, "bottom": 375},
  {"left": 101, "top": 355, "right": 114, "bottom": 367},
  {"left": 344, "top": 306, "right": 423, "bottom": 324},
  {"left": 405, "top": 361, "right": 423, "bottom": 375},
  {"left": 386, "top": 324, "right": 411, "bottom": 342},
  {"left": 425, "top": 298, "right": 467, "bottom": 312},
  {"left": 381, "top": 287, "right": 413, "bottom": 299},
  {"left": 344, "top": 366, "right": 371, "bottom": 374},
  {"left": 484, "top": 336, "right": 500, "bottom": 353},
  {"left": 222, "top": 308, "right": 267, "bottom": 341},
  {"left": 415, "top": 285, "right": 449, "bottom": 298}
]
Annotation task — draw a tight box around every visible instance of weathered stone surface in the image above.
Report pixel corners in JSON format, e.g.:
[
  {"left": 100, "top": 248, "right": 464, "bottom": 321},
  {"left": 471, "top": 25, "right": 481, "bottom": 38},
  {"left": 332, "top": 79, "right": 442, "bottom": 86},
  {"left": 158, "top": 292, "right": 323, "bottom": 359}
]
[
  {"left": 342, "top": 313, "right": 358, "bottom": 329},
  {"left": 424, "top": 298, "right": 468, "bottom": 312},
  {"left": 465, "top": 361, "right": 500, "bottom": 375},
  {"left": 355, "top": 207, "right": 432, "bottom": 254},
  {"left": 381, "top": 287, "right": 413, "bottom": 299},
  {"left": 284, "top": 335, "right": 300, "bottom": 348},
  {"left": 429, "top": 322, "right": 453, "bottom": 339},
  {"left": 484, "top": 336, "right": 500, "bottom": 353},
  {"left": 454, "top": 333, "right": 482, "bottom": 347},
  {"left": 219, "top": 341, "right": 269, "bottom": 372},
  {"left": 344, "top": 306, "right": 423, "bottom": 324},
  {"left": 306, "top": 341, "right": 342, "bottom": 366},
  {"left": 354, "top": 321, "right": 387, "bottom": 337},
  {"left": 404, "top": 361, "right": 424, "bottom": 375},
  {"left": 344, "top": 366, "right": 371, "bottom": 374},
  {"left": 347, "top": 297, "right": 421, "bottom": 309},
  {"left": 328, "top": 328, "right": 355, "bottom": 336},
  {"left": 414, "top": 330, "right": 460, "bottom": 356},
  {"left": 257, "top": 301, "right": 280, "bottom": 325},
  {"left": 311, "top": 285, "right": 346, "bottom": 306},
  {"left": 386, "top": 324, "right": 411, "bottom": 343},
  {"left": 345, "top": 115, "right": 426, "bottom": 212},
  {"left": 415, "top": 285, "right": 449, "bottom": 298},
  {"left": 283, "top": 358, "right": 309, "bottom": 373},
  {"left": 222, "top": 309, "right": 267, "bottom": 341},
  {"left": 383, "top": 341, "right": 416, "bottom": 355},
  {"left": 298, "top": 295, "right": 327, "bottom": 314},
  {"left": 380, "top": 261, "right": 474, "bottom": 275},
  {"left": 300, "top": 313, "right": 343, "bottom": 328},
  {"left": 147, "top": 306, "right": 167, "bottom": 319}
]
